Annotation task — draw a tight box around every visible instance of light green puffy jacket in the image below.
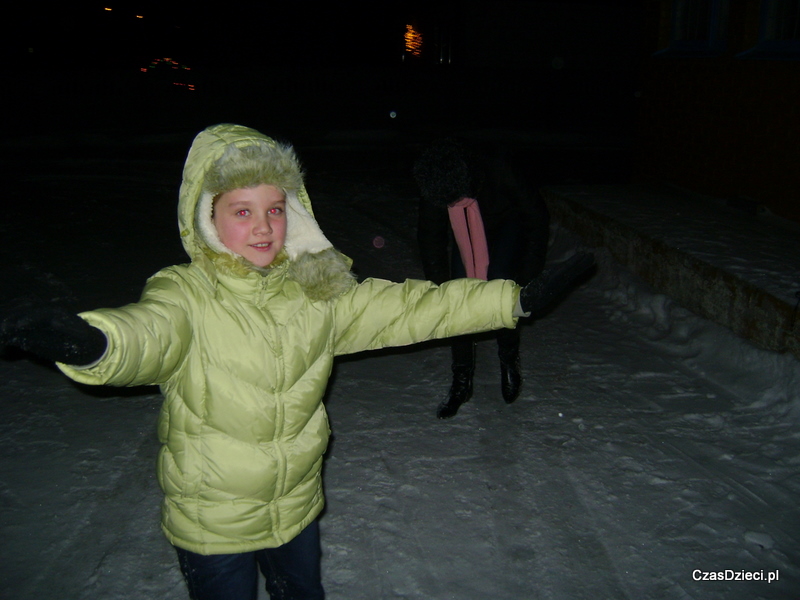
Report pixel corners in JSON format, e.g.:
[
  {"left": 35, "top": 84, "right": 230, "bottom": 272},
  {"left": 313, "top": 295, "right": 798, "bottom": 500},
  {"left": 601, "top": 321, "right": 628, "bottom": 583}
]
[{"left": 59, "top": 124, "right": 520, "bottom": 555}]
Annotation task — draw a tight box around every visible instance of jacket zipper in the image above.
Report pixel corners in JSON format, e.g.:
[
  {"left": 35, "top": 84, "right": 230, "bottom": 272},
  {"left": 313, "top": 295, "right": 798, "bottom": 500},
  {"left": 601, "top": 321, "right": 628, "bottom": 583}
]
[{"left": 258, "top": 279, "right": 288, "bottom": 497}]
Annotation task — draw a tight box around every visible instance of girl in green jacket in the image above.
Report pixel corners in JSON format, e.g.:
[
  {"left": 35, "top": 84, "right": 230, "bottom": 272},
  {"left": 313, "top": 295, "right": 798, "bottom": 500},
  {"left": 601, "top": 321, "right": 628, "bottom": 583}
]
[{"left": 0, "top": 124, "right": 592, "bottom": 600}]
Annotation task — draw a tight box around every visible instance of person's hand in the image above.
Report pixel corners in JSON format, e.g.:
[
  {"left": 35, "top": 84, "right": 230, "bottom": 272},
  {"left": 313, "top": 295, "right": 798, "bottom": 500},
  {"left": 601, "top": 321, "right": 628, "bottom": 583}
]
[
  {"left": 520, "top": 252, "right": 596, "bottom": 315},
  {"left": 0, "top": 299, "right": 107, "bottom": 365}
]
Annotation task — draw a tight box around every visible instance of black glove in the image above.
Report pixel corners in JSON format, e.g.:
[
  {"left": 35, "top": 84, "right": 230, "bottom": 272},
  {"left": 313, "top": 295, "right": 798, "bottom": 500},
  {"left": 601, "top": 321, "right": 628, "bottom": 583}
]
[
  {"left": 0, "top": 300, "right": 107, "bottom": 365},
  {"left": 520, "top": 252, "right": 596, "bottom": 315}
]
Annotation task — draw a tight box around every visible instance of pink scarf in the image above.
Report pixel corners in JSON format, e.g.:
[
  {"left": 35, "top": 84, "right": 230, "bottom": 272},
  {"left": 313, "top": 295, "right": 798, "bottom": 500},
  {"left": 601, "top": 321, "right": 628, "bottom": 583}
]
[{"left": 447, "top": 197, "right": 489, "bottom": 280}]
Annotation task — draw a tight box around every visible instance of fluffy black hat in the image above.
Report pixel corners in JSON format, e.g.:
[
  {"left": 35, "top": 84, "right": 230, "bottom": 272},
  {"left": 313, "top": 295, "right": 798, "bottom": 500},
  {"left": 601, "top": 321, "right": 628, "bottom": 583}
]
[{"left": 412, "top": 138, "right": 482, "bottom": 209}]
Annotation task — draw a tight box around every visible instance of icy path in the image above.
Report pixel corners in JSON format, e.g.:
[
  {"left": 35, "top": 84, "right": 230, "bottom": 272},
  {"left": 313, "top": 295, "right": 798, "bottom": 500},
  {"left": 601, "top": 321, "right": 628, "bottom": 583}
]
[
  {"left": 1, "top": 152, "right": 798, "bottom": 599},
  {"left": 320, "top": 232, "right": 800, "bottom": 600}
]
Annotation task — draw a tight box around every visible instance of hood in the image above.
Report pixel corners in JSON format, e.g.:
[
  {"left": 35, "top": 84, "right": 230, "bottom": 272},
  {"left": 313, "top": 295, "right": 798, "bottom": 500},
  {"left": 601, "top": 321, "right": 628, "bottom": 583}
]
[{"left": 178, "top": 123, "right": 355, "bottom": 300}]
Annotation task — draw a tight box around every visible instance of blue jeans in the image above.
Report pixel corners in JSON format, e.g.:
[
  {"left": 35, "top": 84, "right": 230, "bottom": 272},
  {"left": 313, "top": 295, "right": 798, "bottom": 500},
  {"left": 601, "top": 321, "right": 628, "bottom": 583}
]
[{"left": 175, "top": 521, "right": 324, "bottom": 600}]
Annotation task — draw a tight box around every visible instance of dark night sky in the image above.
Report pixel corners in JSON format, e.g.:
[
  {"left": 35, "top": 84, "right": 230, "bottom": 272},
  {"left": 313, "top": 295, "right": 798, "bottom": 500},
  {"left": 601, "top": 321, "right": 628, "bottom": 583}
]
[
  {"left": 14, "top": 1, "right": 643, "bottom": 71},
  {"left": 14, "top": 2, "right": 421, "bottom": 70},
  {"left": 7, "top": 1, "right": 645, "bottom": 137}
]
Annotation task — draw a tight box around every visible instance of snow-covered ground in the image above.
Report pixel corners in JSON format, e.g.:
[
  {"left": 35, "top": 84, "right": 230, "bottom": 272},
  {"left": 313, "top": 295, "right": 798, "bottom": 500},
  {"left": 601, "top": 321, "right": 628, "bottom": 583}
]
[{"left": 1, "top": 135, "right": 798, "bottom": 599}]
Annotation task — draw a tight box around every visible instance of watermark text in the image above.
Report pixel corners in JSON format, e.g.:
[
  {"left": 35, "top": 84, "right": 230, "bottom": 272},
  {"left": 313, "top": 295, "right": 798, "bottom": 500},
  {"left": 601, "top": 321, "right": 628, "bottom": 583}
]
[{"left": 693, "top": 570, "right": 779, "bottom": 584}]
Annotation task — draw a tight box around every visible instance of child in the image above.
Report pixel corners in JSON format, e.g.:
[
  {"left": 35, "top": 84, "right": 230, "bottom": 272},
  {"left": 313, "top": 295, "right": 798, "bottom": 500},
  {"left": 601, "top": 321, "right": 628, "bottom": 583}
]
[{"left": 0, "top": 124, "right": 593, "bottom": 600}]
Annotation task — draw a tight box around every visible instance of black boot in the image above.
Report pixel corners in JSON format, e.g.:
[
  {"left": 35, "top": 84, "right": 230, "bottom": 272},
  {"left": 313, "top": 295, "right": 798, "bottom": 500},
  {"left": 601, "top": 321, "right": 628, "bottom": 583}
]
[
  {"left": 500, "top": 355, "right": 522, "bottom": 403},
  {"left": 437, "top": 367, "right": 473, "bottom": 419},
  {"left": 497, "top": 329, "right": 522, "bottom": 404}
]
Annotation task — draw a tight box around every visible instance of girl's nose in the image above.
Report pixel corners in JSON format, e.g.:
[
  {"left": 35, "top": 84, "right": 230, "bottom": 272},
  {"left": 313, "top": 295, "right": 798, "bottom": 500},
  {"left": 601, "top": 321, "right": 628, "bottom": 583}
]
[{"left": 253, "top": 215, "right": 273, "bottom": 234}]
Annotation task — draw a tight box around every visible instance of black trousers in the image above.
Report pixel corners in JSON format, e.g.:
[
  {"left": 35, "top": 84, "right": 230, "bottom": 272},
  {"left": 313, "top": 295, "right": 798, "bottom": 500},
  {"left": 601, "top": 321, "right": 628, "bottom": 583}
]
[{"left": 450, "top": 218, "right": 528, "bottom": 371}]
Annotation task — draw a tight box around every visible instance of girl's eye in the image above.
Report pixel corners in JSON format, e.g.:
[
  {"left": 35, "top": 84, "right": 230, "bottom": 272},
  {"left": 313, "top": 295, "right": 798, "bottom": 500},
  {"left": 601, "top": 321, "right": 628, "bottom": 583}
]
[
  {"left": 236, "top": 209, "right": 249, "bottom": 217},
  {"left": 269, "top": 207, "right": 283, "bottom": 215}
]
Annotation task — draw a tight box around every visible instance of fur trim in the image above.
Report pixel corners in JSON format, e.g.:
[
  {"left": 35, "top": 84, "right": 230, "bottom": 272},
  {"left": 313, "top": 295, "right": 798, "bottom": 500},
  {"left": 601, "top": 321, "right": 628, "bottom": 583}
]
[
  {"left": 203, "top": 142, "right": 304, "bottom": 196},
  {"left": 200, "top": 245, "right": 289, "bottom": 278},
  {"left": 195, "top": 190, "right": 230, "bottom": 256},
  {"left": 184, "top": 124, "right": 353, "bottom": 301},
  {"left": 288, "top": 248, "right": 356, "bottom": 302},
  {"left": 282, "top": 190, "right": 334, "bottom": 259},
  {"left": 194, "top": 135, "right": 334, "bottom": 262},
  {"left": 195, "top": 188, "right": 335, "bottom": 263}
]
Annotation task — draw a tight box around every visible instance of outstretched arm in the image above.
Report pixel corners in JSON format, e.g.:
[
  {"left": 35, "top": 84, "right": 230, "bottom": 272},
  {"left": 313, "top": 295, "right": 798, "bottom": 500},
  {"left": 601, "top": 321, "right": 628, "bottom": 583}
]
[
  {"left": 333, "top": 277, "right": 519, "bottom": 356},
  {"left": 330, "top": 252, "right": 594, "bottom": 357},
  {"left": 519, "top": 252, "right": 596, "bottom": 315},
  {"left": 0, "top": 300, "right": 107, "bottom": 366},
  {"left": 1, "top": 274, "right": 193, "bottom": 387}
]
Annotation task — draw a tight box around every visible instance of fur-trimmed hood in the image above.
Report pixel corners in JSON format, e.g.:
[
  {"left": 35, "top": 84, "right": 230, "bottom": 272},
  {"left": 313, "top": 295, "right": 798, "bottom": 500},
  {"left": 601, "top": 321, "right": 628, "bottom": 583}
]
[{"left": 179, "top": 124, "right": 355, "bottom": 301}]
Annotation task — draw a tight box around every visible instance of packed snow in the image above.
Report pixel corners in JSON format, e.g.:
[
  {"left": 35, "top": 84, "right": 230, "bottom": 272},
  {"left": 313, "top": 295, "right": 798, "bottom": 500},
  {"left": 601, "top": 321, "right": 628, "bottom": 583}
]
[{"left": 1, "top": 134, "right": 798, "bottom": 599}]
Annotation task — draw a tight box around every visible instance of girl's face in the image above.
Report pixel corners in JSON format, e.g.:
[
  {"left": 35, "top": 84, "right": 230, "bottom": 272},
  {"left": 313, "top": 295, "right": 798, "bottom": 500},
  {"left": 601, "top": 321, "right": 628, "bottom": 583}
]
[{"left": 213, "top": 184, "right": 287, "bottom": 268}]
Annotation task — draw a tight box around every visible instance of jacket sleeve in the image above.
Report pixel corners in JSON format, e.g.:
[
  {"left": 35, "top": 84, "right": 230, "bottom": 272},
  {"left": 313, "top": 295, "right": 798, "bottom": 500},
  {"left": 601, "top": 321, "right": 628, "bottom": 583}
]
[
  {"left": 57, "top": 275, "right": 192, "bottom": 387},
  {"left": 332, "top": 277, "right": 519, "bottom": 357}
]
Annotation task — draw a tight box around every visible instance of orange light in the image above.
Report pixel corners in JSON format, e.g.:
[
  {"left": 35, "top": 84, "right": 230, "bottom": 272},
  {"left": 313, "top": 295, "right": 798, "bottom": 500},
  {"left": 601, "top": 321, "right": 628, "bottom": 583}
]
[{"left": 404, "top": 24, "right": 422, "bottom": 57}]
